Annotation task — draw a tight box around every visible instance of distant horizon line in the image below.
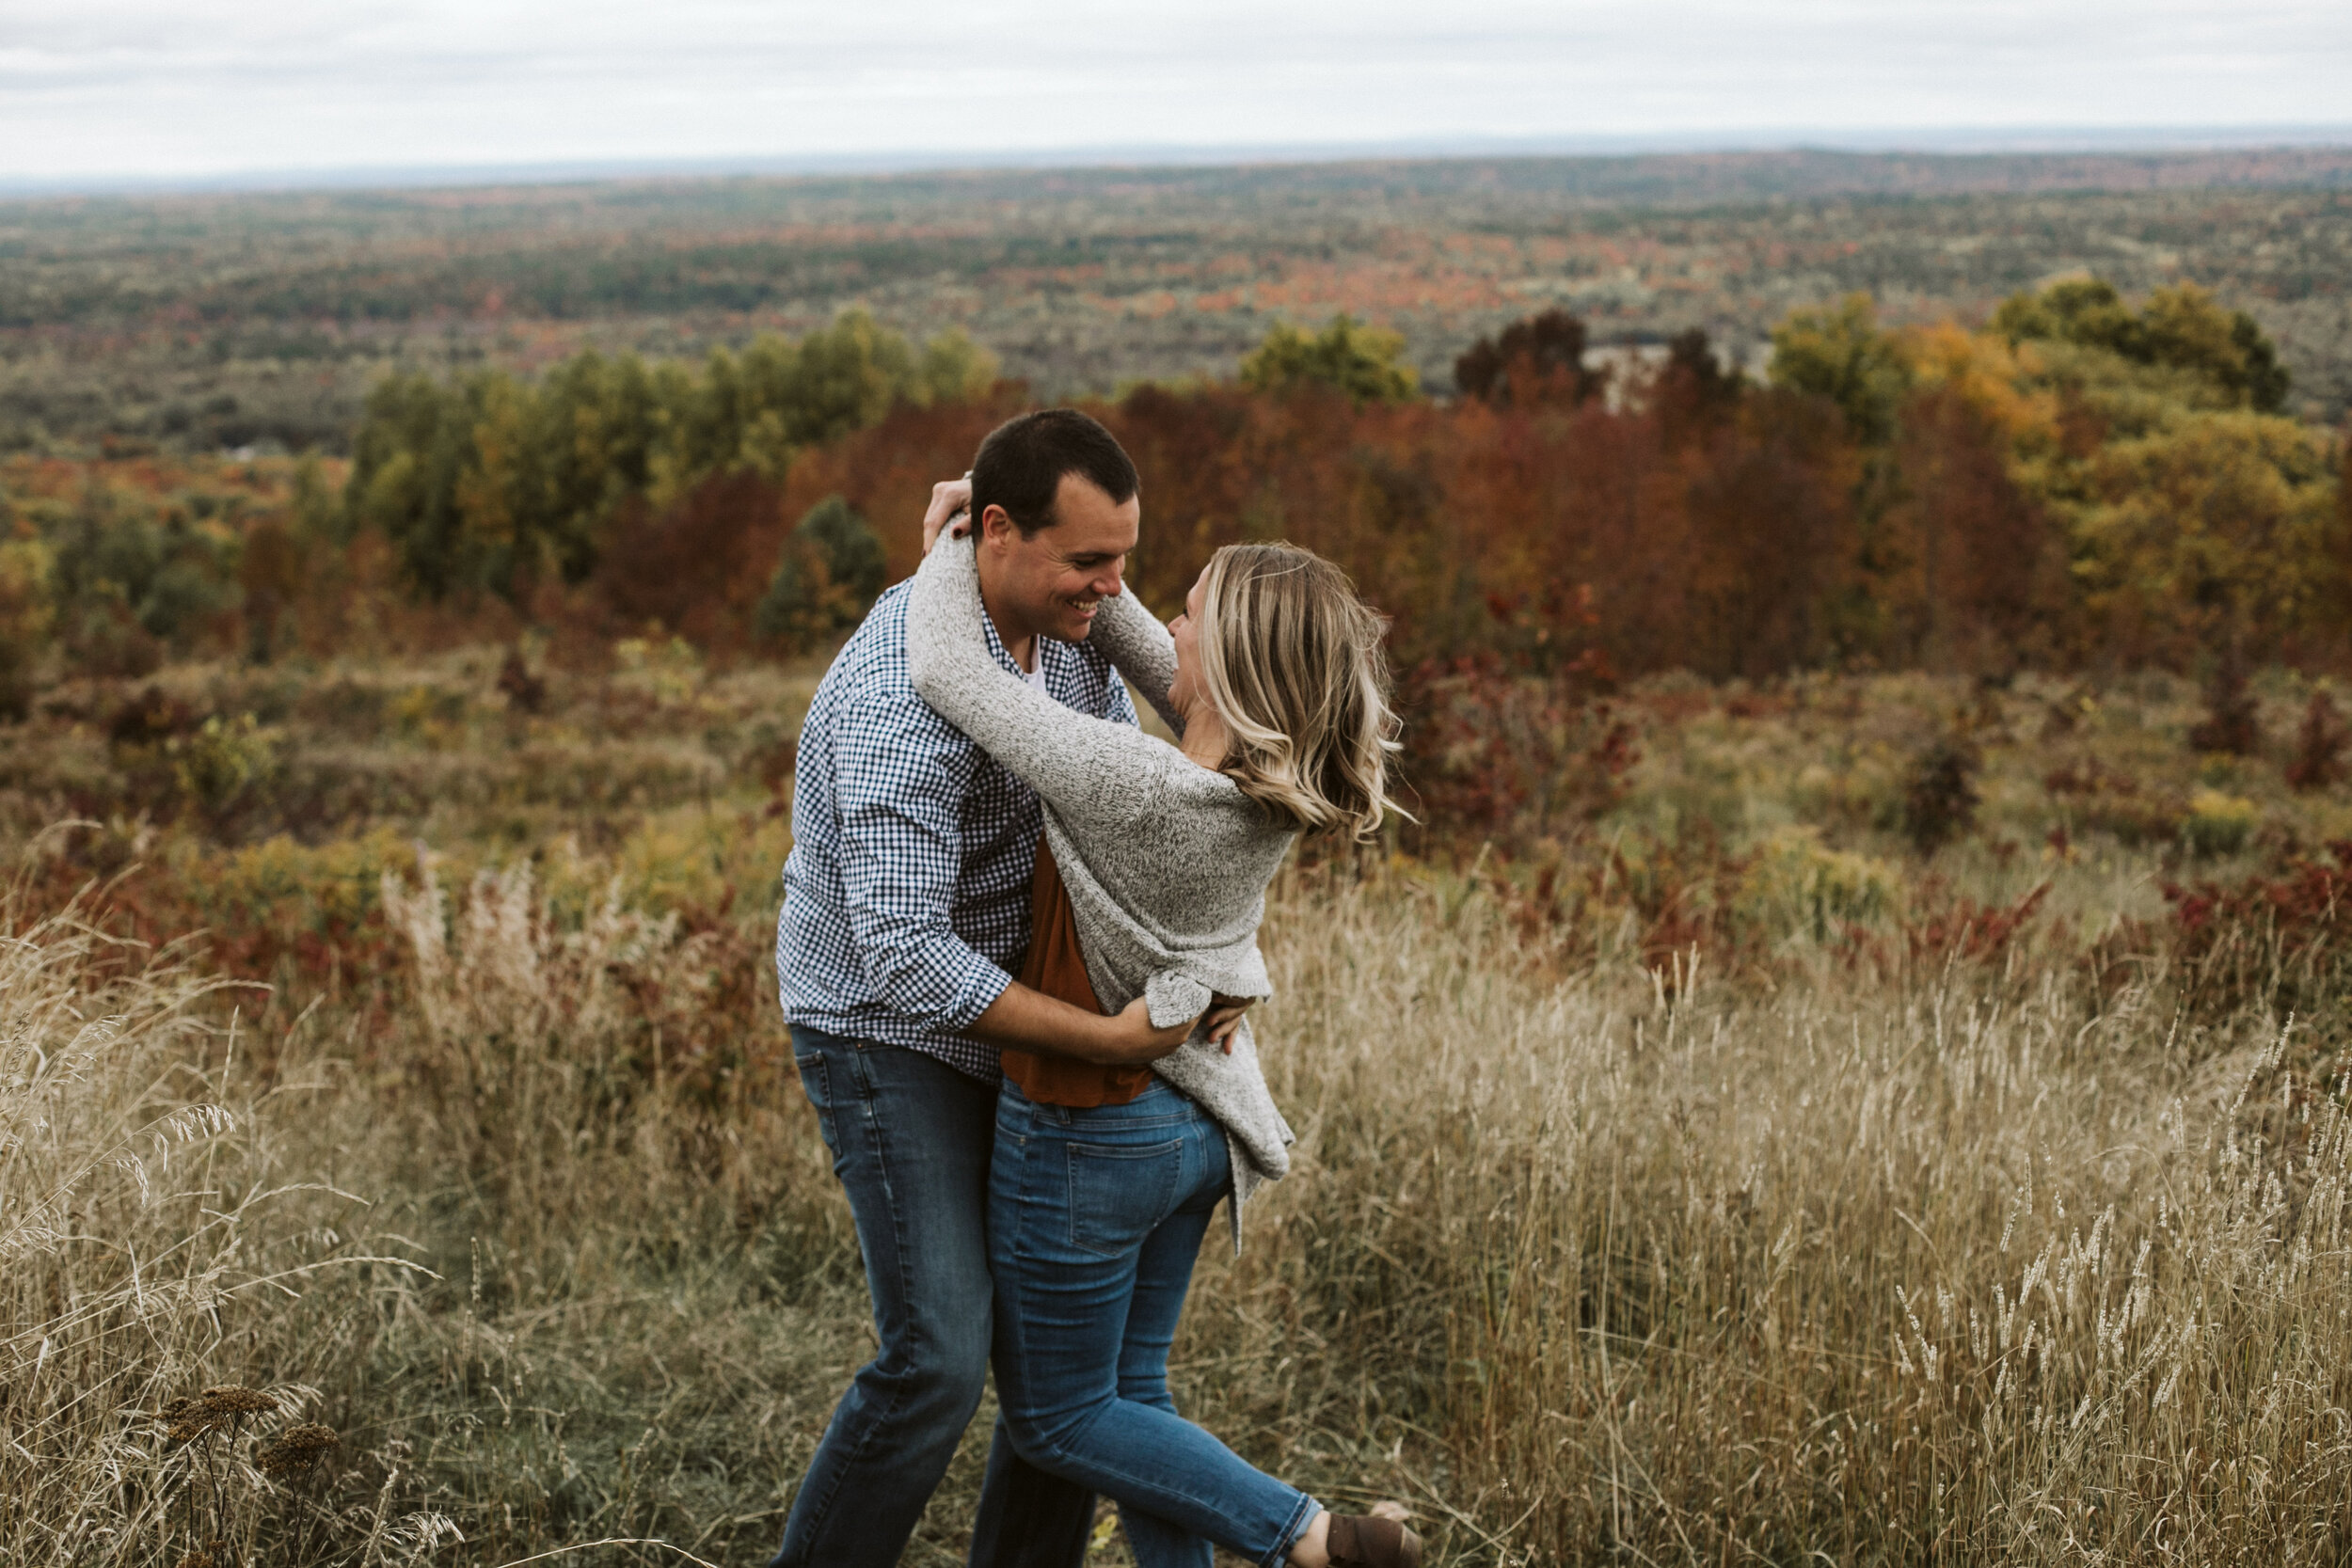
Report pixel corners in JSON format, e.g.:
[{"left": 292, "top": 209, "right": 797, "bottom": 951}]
[{"left": 8, "top": 123, "right": 2352, "bottom": 199}]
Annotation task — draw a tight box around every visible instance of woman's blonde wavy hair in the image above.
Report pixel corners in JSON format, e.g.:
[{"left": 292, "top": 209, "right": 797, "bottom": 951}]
[{"left": 1194, "top": 543, "right": 1406, "bottom": 841}]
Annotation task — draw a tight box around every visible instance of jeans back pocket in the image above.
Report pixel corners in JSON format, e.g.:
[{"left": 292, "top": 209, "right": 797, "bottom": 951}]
[{"left": 1066, "top": 1138, "right": 1184, "bottom": 1257}]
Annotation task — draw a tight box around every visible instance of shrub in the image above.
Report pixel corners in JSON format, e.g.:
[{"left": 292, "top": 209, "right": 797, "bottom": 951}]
[
  {"left": 1901, "top": 878, "right": 2051, "bottom": 966},
  {"left": 495, "top": 645, "right": 548, "bottom": 714},
  {"left": 1396, "top": 652, "right": 1627, "bottom": 846},
  {"left": 2182, "top": 786, "right": 2259, "bottom": 857},
  {"left": 2285, "top": 690, "right": 2346, "bottom": 792},
  {"left": 611, "top": 635, "right": 705, "bottom": 705},
  {"left": 2188, "top": 647, "right": 2262, "bottom": 755},
  {"left": 2164, "top": 839, "right": 2352, "bottom": 1011},
  {"left": 595, "top": 467, "right": 788, "bottom": 647},
  {"left": 1734, "top": 826, "right": 1899, "bottom": 944},
  {"left": 64, "top": 600, "right": 165, "bottom": 679},
  {"left": 1902, "top": 733, "right": 1980, "bottom": 852},
  {"left": 170, "top": 714, "right": 279, "bottom": 817},
  {"left": 106, "top": 684, "right": 201, "bottom": 748}
]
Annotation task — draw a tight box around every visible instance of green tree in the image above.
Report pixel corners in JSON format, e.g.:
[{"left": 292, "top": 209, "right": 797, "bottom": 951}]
[
  {"left": 2141, "top": 284, "right": 2290, "bottom": 413},
  {"left": 347, "top": 371, "right": 477, "bottom": 598},
  {"left": 1993, "top": 277, "right": 2289, "bottom": 413},
  {"left": 2075, "top": 410, "right": 2343, "bottom": 658},
  {"left": 1770, "top": 293, "right": 1911, "bottom": 444},
  {"left": 915, "top": 328, "right": 1000, "bottom": 405},
  {"left": 532, "top": 350, "right": 663, "bottom": 575},
  {"left": 1240, "top": 316, "right": 1419, "bottom": 404},
  {"left": 1991, "top": 277, "right": 2146, "bottom": 359},
  {"left": 782, "top": 311, "right": 916, "bottom": 446},
  {"left": 344, "top": 313, "right": 993, "bottom": 608},
  {"left": 757, "top": 495, "right": 888, "bottom": 648},
  {"left": 450, "top": 370, "right": 540, "bottom": 597},
  {"left": 41, "top": 477, "right": 236, "bottom": 665}
]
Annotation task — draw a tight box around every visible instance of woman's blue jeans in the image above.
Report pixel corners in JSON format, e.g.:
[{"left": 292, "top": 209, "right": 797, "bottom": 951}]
[{"left": 990, "top": 1078, "right": 1321, "bottom": 1568}]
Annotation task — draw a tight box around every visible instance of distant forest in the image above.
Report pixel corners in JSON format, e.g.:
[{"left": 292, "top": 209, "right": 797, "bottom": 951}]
[{"left": 3, "top": 148, "right": 2351, "bottom": 456}]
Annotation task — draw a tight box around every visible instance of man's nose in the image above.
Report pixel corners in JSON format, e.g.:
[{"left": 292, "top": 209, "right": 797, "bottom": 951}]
[{"left": 1091, "top": 559, "right": 1126, "bottom": 597}]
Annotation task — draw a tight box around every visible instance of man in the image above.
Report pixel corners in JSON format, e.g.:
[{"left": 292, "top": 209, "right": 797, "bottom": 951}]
[{"left": 771, "top": 409, "right": 1200, "bottom": 1568}]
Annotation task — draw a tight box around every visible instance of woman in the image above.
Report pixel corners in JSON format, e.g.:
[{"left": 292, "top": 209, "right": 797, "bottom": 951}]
[{"left": 906, "top": 496, "right": 1419, "bottom": 1568}]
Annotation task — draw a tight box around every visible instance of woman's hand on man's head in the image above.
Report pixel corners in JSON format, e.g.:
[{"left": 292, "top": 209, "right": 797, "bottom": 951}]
[{"left": 923, "top": 474, "right": 975, "bottom": 555}]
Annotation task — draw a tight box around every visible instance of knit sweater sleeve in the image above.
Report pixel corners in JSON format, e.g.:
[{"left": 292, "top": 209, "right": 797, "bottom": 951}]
[
  {"left": 1088, "top": 582, "right": 1185, "bottom": 736},
  {"left": 904, "top": 537, "right": 1174, "bottom": 826}
]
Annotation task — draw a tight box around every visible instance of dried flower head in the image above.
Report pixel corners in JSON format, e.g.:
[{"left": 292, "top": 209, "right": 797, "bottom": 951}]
[
  {"left": 159, "top": 1386, "right": 277, "bottom": 1441},
  {"left": 174, "top": 1542, "right": 227, "bottom": 1568},
  {"left": 202, "top": 1385, "right": 277, "bottom": 1416},
  {"left": 163, "top": 1397, "right": 226, "bottom": 1444},
  {"left": 256, "top": 1422, "right": 342, "bottom": 1477}
]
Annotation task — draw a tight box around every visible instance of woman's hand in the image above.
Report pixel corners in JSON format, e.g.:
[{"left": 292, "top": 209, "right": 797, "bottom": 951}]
[
  {"left": 923, "top": 474, "right": 974, "bottom": 555},
  {"left": 1204, "top": 995, "right": 1253, "bottom": 1054}
]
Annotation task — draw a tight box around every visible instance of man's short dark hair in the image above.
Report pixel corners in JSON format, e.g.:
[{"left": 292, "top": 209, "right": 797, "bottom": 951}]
[{"left": 969, "top": 409, "right": 1139, "bottom": 538}]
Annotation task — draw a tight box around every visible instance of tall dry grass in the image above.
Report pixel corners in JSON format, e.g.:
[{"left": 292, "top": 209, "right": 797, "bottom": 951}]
[
  {"left": 5, "top": 840, "right": 2349, "bottom": 1564},
  {"left": 1213, "top": 863, "right": 2352, "bottom": 1564},
  {"left": 2, "top": 847, "right": 848, "bottom": 1566},
  {"left": 0, "top": 855, "right": 432, "bottom": 1563}
]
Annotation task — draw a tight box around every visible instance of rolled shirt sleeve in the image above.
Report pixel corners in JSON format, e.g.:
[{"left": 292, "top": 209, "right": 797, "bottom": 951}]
[{"left": 832, "top": 691, "right": 1016, "bottom": 1031}]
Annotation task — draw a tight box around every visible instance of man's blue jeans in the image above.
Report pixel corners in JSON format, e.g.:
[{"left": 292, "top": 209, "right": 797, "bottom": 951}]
[
  {"left": 989, "top": 1079, "right": 1322, "bottom": 1568},
  {"left": 772, "top": 1025, "right": 1094, "bottom": 1568}
]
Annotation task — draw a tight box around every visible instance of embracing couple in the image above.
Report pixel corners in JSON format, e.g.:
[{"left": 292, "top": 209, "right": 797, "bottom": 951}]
[{"left": 771, "top": 409, "right": 1419, "bottom": 1568}]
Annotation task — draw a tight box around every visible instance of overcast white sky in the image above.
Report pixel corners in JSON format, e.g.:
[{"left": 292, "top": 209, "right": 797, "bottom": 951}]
[{"left": 4, "top": 0, "right": 2349, "bottom": 185}]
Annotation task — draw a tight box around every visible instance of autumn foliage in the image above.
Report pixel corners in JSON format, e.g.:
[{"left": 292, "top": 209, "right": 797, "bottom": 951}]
[{"left": 1, "top": 281, "right": 2344, "bottom": 710}]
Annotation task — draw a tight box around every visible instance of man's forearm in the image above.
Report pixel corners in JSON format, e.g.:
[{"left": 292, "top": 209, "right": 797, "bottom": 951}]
[
  {"left": 966, "top": 981, "right": 1170, "bottom": 1067},
  {"left": 966, "top": 981, "right": 1116, "bottom": 1062}
]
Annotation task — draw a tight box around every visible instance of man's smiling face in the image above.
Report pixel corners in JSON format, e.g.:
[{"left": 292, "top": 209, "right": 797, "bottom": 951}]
[{"left": 979, "top": 471, "right": 1139, "bottom": 650}]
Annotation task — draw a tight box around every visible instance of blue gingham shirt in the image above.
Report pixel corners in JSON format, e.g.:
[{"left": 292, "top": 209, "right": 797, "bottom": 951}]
[{"left": 776, "top": 578, "right": 1139, "bottom": 1079}]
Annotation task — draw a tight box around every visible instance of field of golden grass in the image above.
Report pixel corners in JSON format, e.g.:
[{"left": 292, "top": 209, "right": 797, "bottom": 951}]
[{"left": 5, "top": 658, "right": 2349, "bottom": 1565}]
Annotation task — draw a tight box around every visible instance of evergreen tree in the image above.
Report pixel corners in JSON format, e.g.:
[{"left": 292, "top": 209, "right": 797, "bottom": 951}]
[{"left": 757, "top": 494, "right": 888, "bottom": 649}]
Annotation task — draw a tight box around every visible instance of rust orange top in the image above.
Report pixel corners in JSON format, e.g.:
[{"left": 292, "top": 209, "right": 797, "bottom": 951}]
[{"left": 1002, "top": 835, "right": 1152, "bottom": 1107}]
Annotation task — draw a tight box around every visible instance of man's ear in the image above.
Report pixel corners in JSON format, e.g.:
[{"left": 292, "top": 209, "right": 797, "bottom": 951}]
[{"left": 977, "top": 503, "right": 1020, "bottom": 549}]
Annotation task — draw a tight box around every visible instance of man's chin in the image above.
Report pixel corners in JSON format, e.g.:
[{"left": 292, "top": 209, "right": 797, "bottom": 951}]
[{"left": 1057, "top": 610, "right": 1101, "bottom": 641}]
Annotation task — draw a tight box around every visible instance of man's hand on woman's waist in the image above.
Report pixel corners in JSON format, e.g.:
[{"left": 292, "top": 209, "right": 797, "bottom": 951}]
[{"left": 968, "top": 981, "right": 1216, "bottom": 1068}]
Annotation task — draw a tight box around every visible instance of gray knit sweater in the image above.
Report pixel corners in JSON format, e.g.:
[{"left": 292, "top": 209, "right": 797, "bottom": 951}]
[{"left": 905, "top": 538, "right": 1297, "bottom": 1241}]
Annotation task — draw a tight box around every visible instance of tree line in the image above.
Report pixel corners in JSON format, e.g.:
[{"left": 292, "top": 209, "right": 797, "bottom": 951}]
[{"left": 2, "top": 279, "right": 2344, "bottom": 722}]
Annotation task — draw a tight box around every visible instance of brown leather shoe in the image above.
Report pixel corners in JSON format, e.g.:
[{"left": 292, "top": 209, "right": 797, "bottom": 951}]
[{"left": 1325, "top": 1513, "right": 1424, "bottom": 1568}]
